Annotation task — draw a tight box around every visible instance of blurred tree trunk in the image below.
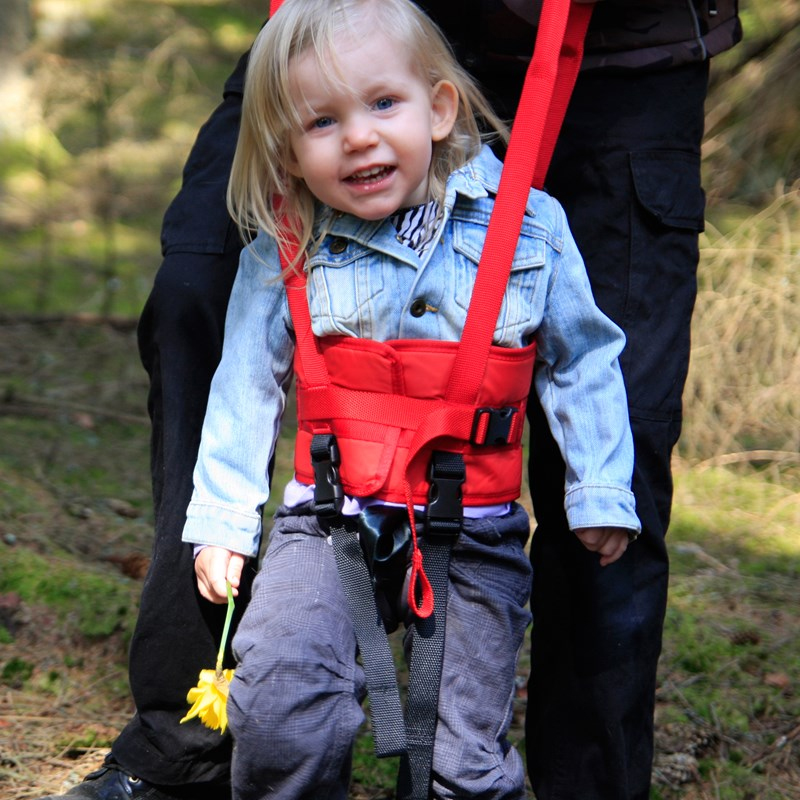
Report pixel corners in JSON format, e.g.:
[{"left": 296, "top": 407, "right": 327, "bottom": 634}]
[
  {"left": 0, "top": 0, "right": 35, "bottom": 137},
  {"left": 0, "top": 0, "right": 30, "bottom": 55}
]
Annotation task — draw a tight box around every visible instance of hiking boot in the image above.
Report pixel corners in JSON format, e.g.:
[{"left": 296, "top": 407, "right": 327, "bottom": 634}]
[{"left": 36, "top": 764, "right": 178, "bottom": 800}]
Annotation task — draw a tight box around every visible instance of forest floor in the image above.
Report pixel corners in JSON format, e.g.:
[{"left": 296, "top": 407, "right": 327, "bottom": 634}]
[{"left": 1, "top": 320, "right": 798, "bottom": 799}]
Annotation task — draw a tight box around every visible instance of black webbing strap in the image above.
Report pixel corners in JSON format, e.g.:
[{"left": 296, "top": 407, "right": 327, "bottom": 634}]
[
  {"left": 312, "top": 433, "right": 406, "bottom": 757},
  {"left": 395, "top": 537, "right": 452, "bottom": 799},
  {"left": 312, "top": 434, "right": 465, "bottom": 792},
  {"left": 328, "top": 517, "right": 408, "bottom": 757},
  {"left": 396, "top": 451, "right": 464, "bottom": 800}
]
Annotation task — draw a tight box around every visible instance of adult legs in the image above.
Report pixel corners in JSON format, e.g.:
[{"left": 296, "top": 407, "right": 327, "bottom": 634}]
[
  {"left": 106, "top": 54, "right": 251, "bottom": 791},
  {"left": 525, "top": 63, "right": 709, "bottom": 800}
]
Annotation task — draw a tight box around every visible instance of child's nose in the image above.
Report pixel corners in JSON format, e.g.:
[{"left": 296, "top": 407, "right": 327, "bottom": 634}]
[{"left": 342, "top": 115, "right": 379, "bottom": 152}]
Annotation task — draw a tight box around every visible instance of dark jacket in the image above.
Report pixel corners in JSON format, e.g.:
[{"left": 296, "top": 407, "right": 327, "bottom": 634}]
[
  {"left": 583, "top": 0, "right": 742, "bottom": 70},
  {"left": 422, "top": 0, "right": 741, "bottom": 74}
]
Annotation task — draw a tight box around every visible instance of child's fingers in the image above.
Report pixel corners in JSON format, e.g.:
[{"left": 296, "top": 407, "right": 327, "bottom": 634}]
[
  {"left": 597, "top": 534, "right": 628, "bottom": 566},
  {"left": 195, "top": 547, "right": 233, "bottom": 603},
  {"left": 574, "top": 527, "right": 629, "bottom": 567},
  {"left": 226, "top": 554, "right": 245, "bottom": 596},
  {"left": 574, "top": 527, "right": 604, "bottom": 550},
  {"left": 196, "top": 572, "right": 225, "bottom": 603}
]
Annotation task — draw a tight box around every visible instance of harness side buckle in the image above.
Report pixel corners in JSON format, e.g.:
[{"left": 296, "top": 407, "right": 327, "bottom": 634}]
[
  {"left": 472, "top": 406, "right": 518, "bottom": 446},
  {"left": 310, "top": 433, "right": 344, "bottom": 518},
  {"left": 425, "top": 451, "right": 464, "bottom": 538}
]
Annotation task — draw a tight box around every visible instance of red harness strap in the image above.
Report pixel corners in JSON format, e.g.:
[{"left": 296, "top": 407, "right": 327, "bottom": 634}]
[
  {"left": 292, "top": 337, "right": 535, "bottom": 503},
  {"left": 270, "top": 0, "right": 592, "bottom": 617},
  {"left": 446, "top": 0, "right": 591, "bottom": 405}
]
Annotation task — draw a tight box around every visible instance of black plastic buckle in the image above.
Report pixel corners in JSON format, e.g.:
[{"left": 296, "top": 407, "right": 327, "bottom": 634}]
[
  {"left": 425, "top": 451, "right": 464, "bottom": 537},
  {"left": 472, "top": 406, "right": 517, "bottom": 446},
  {"left": 310, "top": 433, "right": 344, "bottom": 518}
]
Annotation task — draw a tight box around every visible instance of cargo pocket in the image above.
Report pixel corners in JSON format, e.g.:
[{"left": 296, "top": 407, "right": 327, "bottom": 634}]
[
  {"left": 630, "top": 150, "right": 705, "bottom": 232},
  {"left": 624, "top": 150, "right": 705, "bottom": 415}
]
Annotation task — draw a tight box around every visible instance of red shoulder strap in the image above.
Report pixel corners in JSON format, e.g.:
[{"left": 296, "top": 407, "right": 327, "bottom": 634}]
[{"left": 445, "top": 0, "right": 592, "bottom": 405}]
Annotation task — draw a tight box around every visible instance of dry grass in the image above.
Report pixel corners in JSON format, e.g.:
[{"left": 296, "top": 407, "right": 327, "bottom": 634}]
[
  {"left": 682, "top": 187, "right": 800, "bottom": 473},
  {"left": 0, "top": 645, "right": 130, "bottom": 798}
]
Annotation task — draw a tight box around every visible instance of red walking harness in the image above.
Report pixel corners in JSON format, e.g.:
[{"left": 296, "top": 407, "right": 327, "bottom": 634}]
[
  {"left": 260, "top": 0, "right": 592, "bottom": 792},
  {"left": 272, "top": 0, "right": 592, "bottom": 617}
]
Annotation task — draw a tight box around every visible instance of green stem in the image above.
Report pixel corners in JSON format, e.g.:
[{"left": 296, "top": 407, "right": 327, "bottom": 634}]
[{"left": 215, "top": 580, "right": 235, "bottom": 674}]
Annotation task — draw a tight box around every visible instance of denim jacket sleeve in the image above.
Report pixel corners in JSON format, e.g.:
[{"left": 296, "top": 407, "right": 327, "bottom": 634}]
[
  {"left": 533, "top": 200, "right": 640, "bottom": 534},
  {"left": 182, "top": 233, "right": 295, "bottom": 557}
]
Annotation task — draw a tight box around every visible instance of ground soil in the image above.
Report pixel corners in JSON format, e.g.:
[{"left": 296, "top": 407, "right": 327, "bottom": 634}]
[{"left": 1, "top": 321, "right": 798, "bottom": 799}]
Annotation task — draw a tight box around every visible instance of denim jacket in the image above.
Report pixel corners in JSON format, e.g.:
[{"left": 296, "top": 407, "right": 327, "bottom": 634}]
[{"left": 183, "top": 145, "right": 640, "bottom": 557}]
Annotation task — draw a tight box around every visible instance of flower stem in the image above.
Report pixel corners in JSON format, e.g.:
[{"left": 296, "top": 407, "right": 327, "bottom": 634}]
[{"left": 215, "top": 580, "right": 235, "bottom": 675}]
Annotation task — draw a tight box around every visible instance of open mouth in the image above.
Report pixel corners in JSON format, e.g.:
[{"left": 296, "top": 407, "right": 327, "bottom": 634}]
[{"left": 345, "top": 165, "right": 395, "bottom": 185}]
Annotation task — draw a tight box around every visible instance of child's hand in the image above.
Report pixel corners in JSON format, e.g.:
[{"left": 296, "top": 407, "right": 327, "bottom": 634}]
[
  {"left": 194, "top": 546, "right": 246, "bottom": 603},
  {"left": 573, "top": 527, "right": 630, "bottom": 567}
]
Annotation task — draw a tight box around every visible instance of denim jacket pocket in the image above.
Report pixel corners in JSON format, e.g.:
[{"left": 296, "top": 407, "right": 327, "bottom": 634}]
[
  {"left": 451, "top": 215, "right": 547, "bottom": 344},
  {"left": 630, "top": 150, "right": 706, "bottom": 232},
  {"left": 307, "top": 238, "right": 390, "bottom": 337}
]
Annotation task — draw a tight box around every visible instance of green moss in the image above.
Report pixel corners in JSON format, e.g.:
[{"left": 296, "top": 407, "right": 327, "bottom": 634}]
[
  {"left": 0, "top": 547, "right": 137, "bottom": 639},
  {"left": 1, "top": 656, "right": 34, "bottom": 687},
  {"left": 350, "top": 731, "right": 398, "bottom": 796}
]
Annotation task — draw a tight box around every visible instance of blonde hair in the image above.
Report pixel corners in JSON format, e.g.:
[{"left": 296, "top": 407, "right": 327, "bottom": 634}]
[{"left": 227, "top": 0, "right": 508, "bottom": 264}]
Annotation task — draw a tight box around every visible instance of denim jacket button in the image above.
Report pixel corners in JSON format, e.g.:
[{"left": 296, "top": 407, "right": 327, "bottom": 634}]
[
  {"left": 410, "top": 297, "right": 427, "bottom": 317},
  {"left": 329, "top": 237, "right": 348, "bottom": 254}
]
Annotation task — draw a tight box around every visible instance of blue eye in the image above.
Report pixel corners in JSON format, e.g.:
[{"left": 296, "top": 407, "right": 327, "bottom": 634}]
[
  {"left": 374, "top": 97, "right": 394, "bottom": 111},
  {"left": 313, "top": 117, "right": 334, "bottom": 129}
]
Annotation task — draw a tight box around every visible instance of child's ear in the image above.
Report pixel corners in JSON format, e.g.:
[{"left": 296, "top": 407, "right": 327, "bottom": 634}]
[{"left": 430, "top": 80, "right": 459, "bottom": 142}]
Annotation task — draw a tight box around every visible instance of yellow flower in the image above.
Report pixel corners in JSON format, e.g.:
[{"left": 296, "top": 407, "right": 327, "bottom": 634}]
[
  {"left": 181, "top": 667, "right": 235, "bottom": 733},
  {"left": 181, "top": 580, "right": 236, "bottom": 734}
]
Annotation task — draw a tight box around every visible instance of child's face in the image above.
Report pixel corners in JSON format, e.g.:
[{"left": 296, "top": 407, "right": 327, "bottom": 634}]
[{"left": 286, "top": 28, "right": 457, "bottom": 220}]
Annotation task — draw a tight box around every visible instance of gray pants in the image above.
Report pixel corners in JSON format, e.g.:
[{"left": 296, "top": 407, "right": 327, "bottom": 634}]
[{"left": 228, "top": 503, "right": 532, "bottom": 799}]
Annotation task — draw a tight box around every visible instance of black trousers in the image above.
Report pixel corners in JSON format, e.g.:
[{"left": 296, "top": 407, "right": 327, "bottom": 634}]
[
  {"left": 122, "top": 43, "right": 709, "bottom": 800},
  {"left": 111, "top": 53, "right": 252, "bottom": 791},
  {"left": 524, "top": 62, "right": 709, "bottom": 800}
]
